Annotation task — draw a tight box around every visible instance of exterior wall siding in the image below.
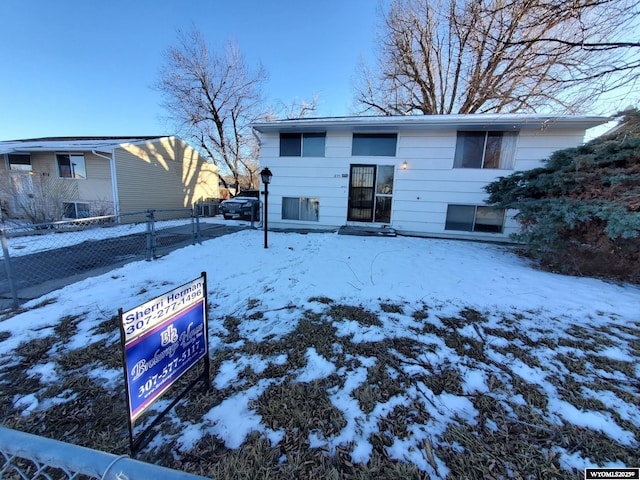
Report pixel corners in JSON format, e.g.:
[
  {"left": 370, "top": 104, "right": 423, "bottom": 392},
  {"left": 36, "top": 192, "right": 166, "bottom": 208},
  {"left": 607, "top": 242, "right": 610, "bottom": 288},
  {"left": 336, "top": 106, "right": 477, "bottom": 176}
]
[
  {"left": 78, "top": 152, "right": 114, "bottom": 206},
  {"left": 259, "top": 125, "right": 591, "bottom": 242},
  {"left": 115, "top": 137, "right": 219, "bottom": 214}
]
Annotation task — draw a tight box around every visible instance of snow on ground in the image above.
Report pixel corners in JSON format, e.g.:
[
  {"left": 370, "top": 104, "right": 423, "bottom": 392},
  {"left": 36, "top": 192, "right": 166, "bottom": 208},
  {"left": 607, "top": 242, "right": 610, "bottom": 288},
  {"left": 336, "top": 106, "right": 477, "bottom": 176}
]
[{"left": 0, "top": 228, "right": 638, "bottom": 476}]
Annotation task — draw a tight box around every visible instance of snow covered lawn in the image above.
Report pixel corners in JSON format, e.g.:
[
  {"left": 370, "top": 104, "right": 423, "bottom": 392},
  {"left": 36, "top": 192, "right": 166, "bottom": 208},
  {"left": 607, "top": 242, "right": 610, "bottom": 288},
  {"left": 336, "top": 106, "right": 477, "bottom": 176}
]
[{"left": 0, "top": 230, "right": 638, "bottom": 479}]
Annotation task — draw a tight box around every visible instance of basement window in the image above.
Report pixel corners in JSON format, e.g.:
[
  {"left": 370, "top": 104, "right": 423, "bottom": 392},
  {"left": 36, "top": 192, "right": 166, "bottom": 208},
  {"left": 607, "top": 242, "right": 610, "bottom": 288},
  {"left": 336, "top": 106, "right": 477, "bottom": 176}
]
[
  {"left": 63, "top": 202, "right": 91, "bottom": 219},
  {"left": 282, "top": 197, "right": 319, "bottom": 221},
  {"left": 445, "top": 205, "right": 505, "bottom": 233}
]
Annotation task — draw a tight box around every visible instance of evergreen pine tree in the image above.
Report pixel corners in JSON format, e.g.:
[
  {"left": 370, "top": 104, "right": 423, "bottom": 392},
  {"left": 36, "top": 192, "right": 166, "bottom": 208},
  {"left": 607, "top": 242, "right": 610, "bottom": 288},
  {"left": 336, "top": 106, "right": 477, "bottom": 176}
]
[{"left": 485, "top": 110, "right": 640, "bottom": 283}]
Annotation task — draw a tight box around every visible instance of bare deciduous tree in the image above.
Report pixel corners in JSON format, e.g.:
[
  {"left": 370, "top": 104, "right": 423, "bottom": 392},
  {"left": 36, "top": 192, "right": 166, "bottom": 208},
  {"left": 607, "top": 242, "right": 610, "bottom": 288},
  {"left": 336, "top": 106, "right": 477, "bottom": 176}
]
[
  {"left": 0, "top": 171, "right": 77, "bottom": 223},
  {"left": 265, "top": 94, "right": 320, "bottom": 121},
  {"left": 355, "top": 0, "right": 640, "bottom": 115},
  {"left": 156, "top": 28, "right": 267, "bottom": 190}
]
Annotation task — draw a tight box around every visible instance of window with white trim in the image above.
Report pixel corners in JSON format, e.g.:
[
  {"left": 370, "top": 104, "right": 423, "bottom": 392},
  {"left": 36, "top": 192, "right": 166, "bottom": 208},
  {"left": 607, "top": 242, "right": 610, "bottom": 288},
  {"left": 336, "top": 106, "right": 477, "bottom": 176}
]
[
  {"left": 453, "top": 131, "right": 518, "bottom": 169},
  {"left": 282, "top": 197, "right": 319, "bottom": 221},
  {"left": 445, "top": 205, "right": 505, "bottom": 233},
  {"left": 62, "top": 202, "right": 90, "bottom": 219},
  {"left": 280, "top": 133, "right": 326, "bottom": 157},
  {"left": 57, "top": 154, "right": 87, "bottom": 179},
  {"left": 352, "top": 133, "right": 397, "bottom": 156}
]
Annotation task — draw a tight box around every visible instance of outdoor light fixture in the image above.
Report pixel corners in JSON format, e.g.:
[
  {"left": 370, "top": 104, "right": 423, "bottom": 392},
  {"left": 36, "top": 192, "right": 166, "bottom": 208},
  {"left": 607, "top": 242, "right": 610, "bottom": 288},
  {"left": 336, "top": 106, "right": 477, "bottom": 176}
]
[
  {"left": 260, "top": 167, "right": 273, "bottom": 248},
  {"left": 260, "top": 167, "right": 273, "bottom": 185},
  {"left": 401, "top": 161, "right": 408, "bottom": 170}
]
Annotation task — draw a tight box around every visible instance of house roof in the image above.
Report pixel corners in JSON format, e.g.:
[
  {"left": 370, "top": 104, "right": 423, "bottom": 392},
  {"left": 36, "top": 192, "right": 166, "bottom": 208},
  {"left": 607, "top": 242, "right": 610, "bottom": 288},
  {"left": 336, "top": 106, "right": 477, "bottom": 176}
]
[
  {"left": 0, "top": 136, "right": 166, "bottom": 155},
  {"left": 251, "top": 114, "right": 610, "bottom": 133}
]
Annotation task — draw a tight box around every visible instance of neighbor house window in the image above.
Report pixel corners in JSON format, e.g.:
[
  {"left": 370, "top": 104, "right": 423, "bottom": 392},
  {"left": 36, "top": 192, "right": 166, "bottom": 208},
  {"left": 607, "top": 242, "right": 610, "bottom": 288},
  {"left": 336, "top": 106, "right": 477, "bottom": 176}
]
[
  {"left": 62, "top": 202, "right": 90, "bottom": 219},
  {"left": 7, "top": 153, "right": 32, "bottom": 171},
  {"left": 280, "top": 133, "right": 326, "bottom": 157},
  {"left": 282, "top": 197, "right": 319, "bottom": 221},
  {"left": 445, "top": 205, "right": 505, "bottom": 233},
  {"left": 453, "top": 131, "right": 517, "bottom": 169},
  {"left": 352, "top": 133, "right": 397, "bottom": 156},
  {"left": 57, "top": 154, "right": 87, "bottom": 179}
]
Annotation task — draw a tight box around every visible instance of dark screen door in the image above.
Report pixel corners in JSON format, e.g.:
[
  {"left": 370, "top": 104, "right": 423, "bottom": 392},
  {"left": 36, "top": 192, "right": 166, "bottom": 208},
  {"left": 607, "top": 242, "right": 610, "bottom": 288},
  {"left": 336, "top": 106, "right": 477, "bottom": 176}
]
[{"left": 347, "top": 165, "right": 375, "bottom": 221}]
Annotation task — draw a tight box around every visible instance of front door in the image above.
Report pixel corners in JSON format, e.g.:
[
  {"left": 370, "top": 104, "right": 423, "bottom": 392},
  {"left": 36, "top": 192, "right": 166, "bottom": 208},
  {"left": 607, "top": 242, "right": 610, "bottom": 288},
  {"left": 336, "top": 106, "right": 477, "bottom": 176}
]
[{"left": 347, "top": 164, "right": 394, "bottom": 223}]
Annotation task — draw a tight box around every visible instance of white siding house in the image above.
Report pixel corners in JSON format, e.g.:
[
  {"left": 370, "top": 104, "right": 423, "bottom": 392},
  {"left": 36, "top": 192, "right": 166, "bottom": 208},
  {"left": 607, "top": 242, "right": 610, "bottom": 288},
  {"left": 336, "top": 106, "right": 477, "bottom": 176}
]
[{"left": 251, "top": 114, "right": 609, "bottom": 241}]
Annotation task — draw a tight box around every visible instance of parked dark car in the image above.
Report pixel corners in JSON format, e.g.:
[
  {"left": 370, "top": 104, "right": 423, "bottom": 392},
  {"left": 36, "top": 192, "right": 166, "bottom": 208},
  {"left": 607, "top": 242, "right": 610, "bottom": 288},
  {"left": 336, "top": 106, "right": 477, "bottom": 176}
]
[{"left": 220, "top": 190, "right": 260, "bottom": 220}]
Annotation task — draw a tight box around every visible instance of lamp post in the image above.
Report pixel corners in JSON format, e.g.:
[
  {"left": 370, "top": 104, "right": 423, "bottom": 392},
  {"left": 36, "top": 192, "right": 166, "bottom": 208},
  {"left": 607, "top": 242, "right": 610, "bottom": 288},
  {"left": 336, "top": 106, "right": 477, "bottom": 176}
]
[{"left": 260, "top": 167, "right": 273, "bottom": 249}]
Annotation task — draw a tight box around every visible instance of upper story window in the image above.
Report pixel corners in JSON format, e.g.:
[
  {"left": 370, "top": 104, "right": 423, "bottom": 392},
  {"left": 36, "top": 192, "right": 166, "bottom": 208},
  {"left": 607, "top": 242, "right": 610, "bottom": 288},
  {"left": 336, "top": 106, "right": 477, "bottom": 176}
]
[
  {"left": 352, "top": 133, "right": 397, "bottom": 156},
  {"left": 453, "top": 131, "right": 518, "bottom": 169},
  {"left": 57, "top": 154, "right": 86, "bottom": 179},
  {"left": 7, "top": 153, "right": 32, "bottom": 171},
  {"left": 280, "top": 132, "right": 325, "bottom": 157}
]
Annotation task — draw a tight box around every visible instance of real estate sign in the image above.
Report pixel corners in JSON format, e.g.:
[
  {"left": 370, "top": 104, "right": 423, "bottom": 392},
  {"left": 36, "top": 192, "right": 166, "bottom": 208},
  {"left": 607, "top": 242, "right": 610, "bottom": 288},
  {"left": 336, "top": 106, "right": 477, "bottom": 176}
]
[{"left": 120, "top": 274, "right": 208, "bottom": 424}]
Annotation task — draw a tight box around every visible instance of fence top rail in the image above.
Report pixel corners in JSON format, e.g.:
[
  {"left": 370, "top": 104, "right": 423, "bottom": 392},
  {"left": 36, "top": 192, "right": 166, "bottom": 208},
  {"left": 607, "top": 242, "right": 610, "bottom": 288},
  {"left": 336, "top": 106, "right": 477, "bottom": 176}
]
[
  {"left": 0, "top": 209, "right": 198, "bottom": 236},
  {"left": 0, "top": 426, "right": 211, "bottom": 480},
  {"left": 148, "top": 208, "right": 194, "bottom": 214},
  {"left": 1, "top": 215, "right": 118, "bottom": 232}
]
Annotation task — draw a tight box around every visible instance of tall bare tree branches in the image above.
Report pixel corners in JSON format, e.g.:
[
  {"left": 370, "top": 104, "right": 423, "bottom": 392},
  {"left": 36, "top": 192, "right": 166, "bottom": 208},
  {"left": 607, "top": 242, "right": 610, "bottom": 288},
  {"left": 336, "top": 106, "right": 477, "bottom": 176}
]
[
  {"left": 355, "top": 0, "right": 640, "bottom": 115},
  {"left": 156, "top": 27, "right": 267, "bottom": 190}
]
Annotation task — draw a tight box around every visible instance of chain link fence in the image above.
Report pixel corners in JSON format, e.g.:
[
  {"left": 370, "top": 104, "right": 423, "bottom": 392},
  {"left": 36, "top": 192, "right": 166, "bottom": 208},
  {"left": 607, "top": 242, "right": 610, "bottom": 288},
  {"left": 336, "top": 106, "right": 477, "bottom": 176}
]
[
  {"left": 0, "top": 208, "right": 210, "bottom": 309},
  {"left": 0, "top": 426, "right": 209, "bottom": 479}
]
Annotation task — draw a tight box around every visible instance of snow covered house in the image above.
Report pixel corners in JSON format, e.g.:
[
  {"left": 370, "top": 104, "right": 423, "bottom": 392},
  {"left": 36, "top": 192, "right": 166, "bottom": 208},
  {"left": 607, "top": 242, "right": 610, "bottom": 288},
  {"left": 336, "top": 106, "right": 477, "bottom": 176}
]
[
  {"left": 251, "top": 114, "right": 609, "bottom": 241},
  {"left": 0, "top": 136, "right": 219, "bottom": 221}
]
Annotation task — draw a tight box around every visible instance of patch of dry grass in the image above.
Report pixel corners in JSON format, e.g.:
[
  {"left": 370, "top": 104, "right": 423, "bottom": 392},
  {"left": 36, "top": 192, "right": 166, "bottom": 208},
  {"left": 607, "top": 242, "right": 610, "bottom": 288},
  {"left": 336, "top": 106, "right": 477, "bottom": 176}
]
[
  {"left": 327, "top": 304, "right": 382, "bottom": 327},
  {"left": 1, "top": 300, "right": 637, "bottom": 480},
  {"left": 92, "top": 315, "right": 119, "bottom": 335},
  {"left": 255, "top": 376, "right": 346, "bottom": 437},
  {"left": 380, "top": 301, "right": 404, "bottom": 314}
]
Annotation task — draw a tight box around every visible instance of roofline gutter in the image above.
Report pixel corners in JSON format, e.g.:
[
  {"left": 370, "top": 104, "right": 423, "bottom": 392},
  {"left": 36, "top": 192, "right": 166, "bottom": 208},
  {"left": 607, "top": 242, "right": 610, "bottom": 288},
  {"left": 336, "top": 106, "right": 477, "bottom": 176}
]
[
  {"left": 8, "top": 147, "right": 100, "bottom": 153},
  {"left": 115, "top": 136, "right": 171, "bottom": 148},
  {"left": 92, "top": 148, "right": 120, "bottom": 218},
  {"left": 250, "top": 114, "right": 611, "bottom": 133}
]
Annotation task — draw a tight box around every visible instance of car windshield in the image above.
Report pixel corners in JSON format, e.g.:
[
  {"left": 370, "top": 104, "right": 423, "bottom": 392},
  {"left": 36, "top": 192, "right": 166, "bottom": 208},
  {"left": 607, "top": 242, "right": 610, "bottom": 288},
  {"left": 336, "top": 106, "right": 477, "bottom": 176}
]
[{"left": 236, "top": 191, "right": 259, "bottom": 198}]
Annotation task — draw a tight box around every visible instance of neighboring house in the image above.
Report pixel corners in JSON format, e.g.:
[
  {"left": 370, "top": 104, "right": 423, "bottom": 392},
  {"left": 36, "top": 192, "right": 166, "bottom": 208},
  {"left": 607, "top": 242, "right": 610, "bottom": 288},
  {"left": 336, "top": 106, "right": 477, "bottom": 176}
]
[
  {"left": 0, "top": 136, "right": 219, "bottom": 222},
  {"left": 251, "top": 114, "right": 609, "bottom": 241}
]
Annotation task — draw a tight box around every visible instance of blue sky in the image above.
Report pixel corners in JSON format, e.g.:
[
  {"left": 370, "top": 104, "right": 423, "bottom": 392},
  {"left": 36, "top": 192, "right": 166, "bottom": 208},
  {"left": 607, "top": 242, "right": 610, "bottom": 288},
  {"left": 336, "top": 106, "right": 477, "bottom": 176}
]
[{"left": 0, "top": 0, "right": 382, "bottom": 140}]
